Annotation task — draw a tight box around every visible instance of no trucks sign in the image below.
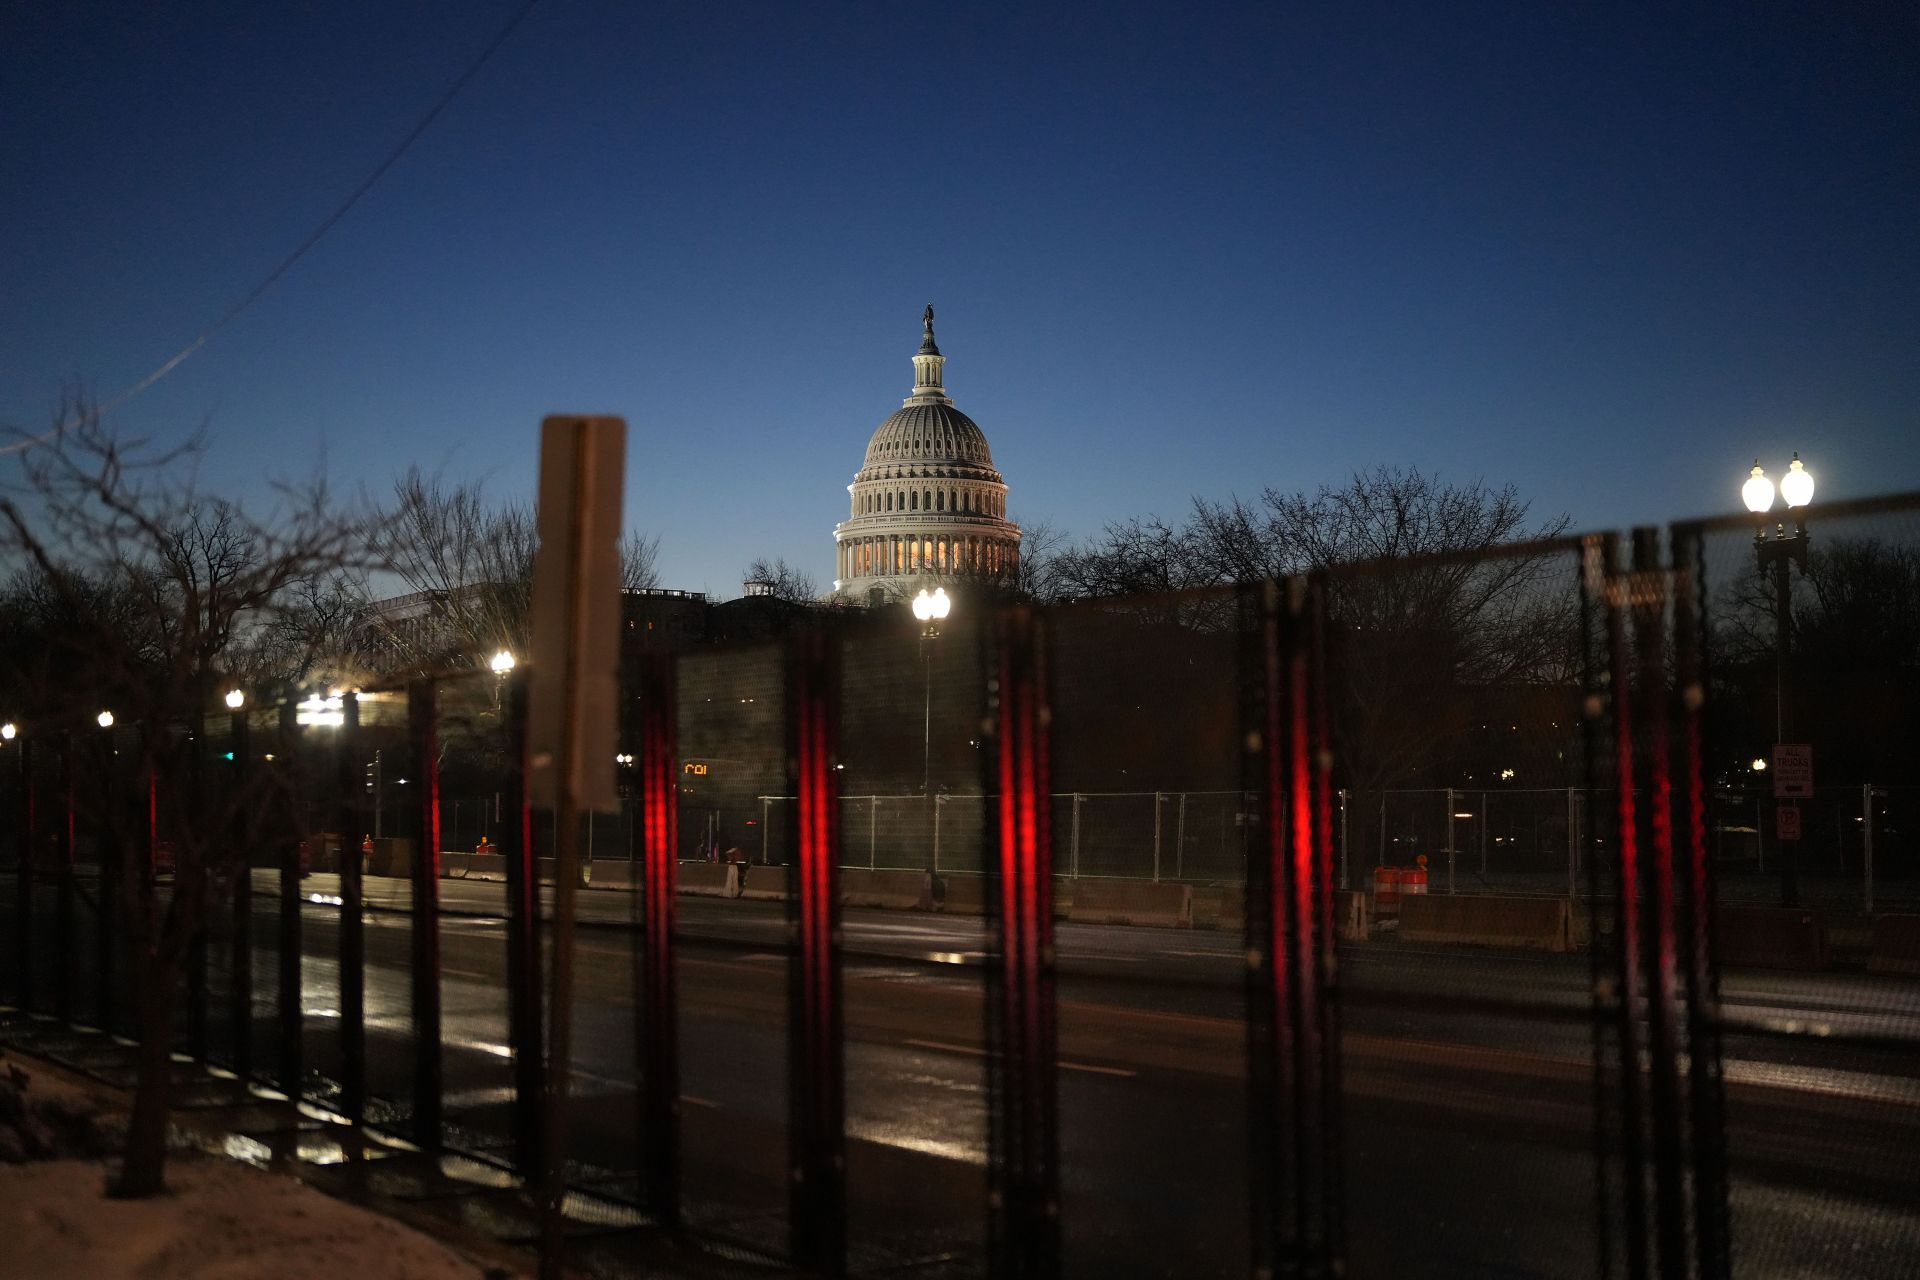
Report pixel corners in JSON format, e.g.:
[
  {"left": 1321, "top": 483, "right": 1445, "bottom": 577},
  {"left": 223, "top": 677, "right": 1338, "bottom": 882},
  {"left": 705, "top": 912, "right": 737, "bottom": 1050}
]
[{"left": 1772, "top": 744, "right": 1813, "bottom": 800}]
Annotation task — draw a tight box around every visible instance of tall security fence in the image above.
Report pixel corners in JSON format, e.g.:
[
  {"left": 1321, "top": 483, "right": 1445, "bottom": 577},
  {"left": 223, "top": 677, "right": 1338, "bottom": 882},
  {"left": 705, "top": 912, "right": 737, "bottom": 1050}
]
[{"left": 2, "top": 492, "right": 1918, "bottom": 1279}]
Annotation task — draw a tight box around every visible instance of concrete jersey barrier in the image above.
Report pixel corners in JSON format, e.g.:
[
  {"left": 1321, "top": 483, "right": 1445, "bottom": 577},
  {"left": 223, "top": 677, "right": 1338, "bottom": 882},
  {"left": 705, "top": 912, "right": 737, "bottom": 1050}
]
[
  {"left": 737, "top": 863, "right": 790, "bottom": 901},
  {"left": 1865, "top": 914, "right": 1920, "bottom": 976},
  {"left": 841, "top": 868, "right": 932, "bottom": 911},
  {"left": 678, "top": 861, "right": 742, "bottom": 898},
  {"left": 1716, "top": 905, "right": 1828, "bottom": 971},
  {"left": 1067, "top": 880, "right": 1193, "bottom": 929},
  {"left": 1398, "top": 894, "right": 1572, "bottom": 953}
]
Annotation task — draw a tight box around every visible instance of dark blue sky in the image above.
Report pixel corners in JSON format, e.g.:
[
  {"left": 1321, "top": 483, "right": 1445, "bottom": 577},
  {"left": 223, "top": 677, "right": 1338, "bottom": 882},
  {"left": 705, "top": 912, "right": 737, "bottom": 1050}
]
[{"left": 5, "top": 2, "right": 1916, "bottom": 594}]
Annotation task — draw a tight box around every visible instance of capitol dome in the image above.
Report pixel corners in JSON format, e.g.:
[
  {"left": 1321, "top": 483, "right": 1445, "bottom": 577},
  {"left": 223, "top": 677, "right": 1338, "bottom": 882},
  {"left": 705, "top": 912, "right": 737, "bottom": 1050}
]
[
  {"left": 861, "top": 402, "right": 995, "bottom": 469},
  {"left": 834, "top": 307, "right": 1021, "bottom": 599}
]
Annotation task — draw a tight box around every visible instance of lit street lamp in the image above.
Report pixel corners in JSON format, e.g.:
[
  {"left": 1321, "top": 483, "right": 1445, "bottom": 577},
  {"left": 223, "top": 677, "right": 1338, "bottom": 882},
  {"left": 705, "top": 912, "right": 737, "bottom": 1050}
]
[
  {"left": 912, "top": 588, "right": 953, "bottom": 796},
  {"left": 225, "top": 688, "right": 246, "bottom": 710},
  {"left": 97, "top": 710, "right": 114, "bottom": 729},
  {"left": 1743, "top": 453, "right": 1815, "bottom": 906},
  {"left": 1, "top": 722, "right": 15, "bottom": 741},
  {"left": 490, "top": 649, "right": 517, "bottom": 675}
]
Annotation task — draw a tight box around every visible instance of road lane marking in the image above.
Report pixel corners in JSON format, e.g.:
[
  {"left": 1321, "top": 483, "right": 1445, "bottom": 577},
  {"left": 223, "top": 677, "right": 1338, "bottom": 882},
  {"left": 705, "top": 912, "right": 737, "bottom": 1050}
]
[{"left": 903, "top": 1037, "right": 1136, "bottom": 1078}]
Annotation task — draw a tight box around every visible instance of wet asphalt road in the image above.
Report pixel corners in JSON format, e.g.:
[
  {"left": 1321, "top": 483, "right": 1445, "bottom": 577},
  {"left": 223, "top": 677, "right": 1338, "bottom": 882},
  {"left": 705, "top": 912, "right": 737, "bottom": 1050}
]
[{"left": 9, "top": 870, "right": 1919, "bottom": 1278}]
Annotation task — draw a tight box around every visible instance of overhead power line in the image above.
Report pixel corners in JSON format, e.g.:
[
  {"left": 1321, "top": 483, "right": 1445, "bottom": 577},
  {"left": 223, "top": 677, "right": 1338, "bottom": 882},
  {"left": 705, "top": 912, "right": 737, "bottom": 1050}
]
[{"left": 2, "top": 0, "right": 542, "bottom": 456}]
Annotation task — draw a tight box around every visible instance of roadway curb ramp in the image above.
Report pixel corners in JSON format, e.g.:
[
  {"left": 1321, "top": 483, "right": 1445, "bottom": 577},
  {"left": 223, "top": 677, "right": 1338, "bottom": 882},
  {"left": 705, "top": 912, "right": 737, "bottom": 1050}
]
[
  {"left": 840, "top": 868, "right": 932, "bottom": 911},
  {"left": 1865, "top": 914, "right": 1920, "bottom": 976},
  {"left": 1066, "top": 880, "right": 1193, "bottom": 929},
  {"left": 1715, "top": 905, "right": 1828, "bottom": 970},
  {"left": 1397, "top": 894, "right": 1573, "bottom": 953}
]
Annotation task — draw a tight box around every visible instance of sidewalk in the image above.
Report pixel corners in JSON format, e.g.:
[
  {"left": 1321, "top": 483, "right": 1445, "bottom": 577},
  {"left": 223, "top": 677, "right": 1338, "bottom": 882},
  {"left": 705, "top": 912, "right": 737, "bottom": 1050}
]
[{"left": 0, "top": 1006, "right": 794, "bottom": 1280}]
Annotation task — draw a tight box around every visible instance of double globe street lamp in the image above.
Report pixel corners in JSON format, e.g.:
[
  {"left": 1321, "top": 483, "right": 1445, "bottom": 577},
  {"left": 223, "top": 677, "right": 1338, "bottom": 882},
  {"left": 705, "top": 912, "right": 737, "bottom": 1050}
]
[
  {"left": 912, "top": 588, "right": 953, "bottom": 797},
  {"left": 1742, "top": 452, "right": 1815, "bottom": 906}
]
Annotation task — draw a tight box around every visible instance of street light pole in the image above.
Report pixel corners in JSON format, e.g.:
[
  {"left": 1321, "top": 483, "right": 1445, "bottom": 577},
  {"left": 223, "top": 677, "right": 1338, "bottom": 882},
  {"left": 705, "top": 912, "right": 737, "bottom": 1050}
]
[
  {"left": 912, "top": 588, "right": 953, "bottom": 796},
  {"left": 912, "top": 588, "right": 953, "bottom": 881},
  {"left": 1743, "top": 455, "right": 1814, "bottom": 908}
]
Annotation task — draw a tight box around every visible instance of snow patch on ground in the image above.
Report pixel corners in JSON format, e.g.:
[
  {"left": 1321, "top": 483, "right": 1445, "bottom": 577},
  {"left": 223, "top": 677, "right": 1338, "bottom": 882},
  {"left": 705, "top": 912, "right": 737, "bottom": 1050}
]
[
  {"left": 0, "top": 1053, "right": 517, "bottom": 1279},
  {"left": 0, "top": 1156, "right": 517, "bottom": 1279},
  {"left": 0, "top": 1052, "right": 119, "bottom": 1162}
]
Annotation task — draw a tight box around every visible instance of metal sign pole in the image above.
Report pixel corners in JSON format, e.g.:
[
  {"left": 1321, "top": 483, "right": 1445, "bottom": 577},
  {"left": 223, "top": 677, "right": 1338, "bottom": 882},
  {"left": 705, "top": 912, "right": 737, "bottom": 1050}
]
[{"left": 528, "top": 415, "right": 626, "bottom": 1280}]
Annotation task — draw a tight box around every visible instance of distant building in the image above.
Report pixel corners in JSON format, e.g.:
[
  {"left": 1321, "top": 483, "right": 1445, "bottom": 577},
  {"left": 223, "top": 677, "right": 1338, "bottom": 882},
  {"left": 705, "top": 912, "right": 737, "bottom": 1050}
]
[{"left": 833, "top": 306, "right": 1021, "bottom": 600}]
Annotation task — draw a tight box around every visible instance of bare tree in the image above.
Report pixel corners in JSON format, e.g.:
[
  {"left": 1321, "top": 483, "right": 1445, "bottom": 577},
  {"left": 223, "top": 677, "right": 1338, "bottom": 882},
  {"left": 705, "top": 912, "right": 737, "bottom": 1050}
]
[
  {"left": 373, "top": 468, "right": 660, "bottom": 671},
  {"left": 0, "top": 400, "right": 379, "bottom": 1196},
  {"left": 1053, "top": 467, "right": 1574, "bottom": 798},
  {"left": 743, "top": 556, "right": 819, "bottom": 603},
  {"left": 1010, "top": 515, "right": 1070, "bottom": 603},
  {"left": 1053, "top": 515, "right": 1211, "bottom": 600}
]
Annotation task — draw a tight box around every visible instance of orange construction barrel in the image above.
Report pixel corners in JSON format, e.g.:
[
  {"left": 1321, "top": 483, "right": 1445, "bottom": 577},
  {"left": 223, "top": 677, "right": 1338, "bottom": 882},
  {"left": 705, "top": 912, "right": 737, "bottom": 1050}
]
[
  {"left": 1372, "top": 865, "right": 1403, "bottom": 913},
  {"left": 1402, "top": 860, "right": 1429, "bottom": 897}
]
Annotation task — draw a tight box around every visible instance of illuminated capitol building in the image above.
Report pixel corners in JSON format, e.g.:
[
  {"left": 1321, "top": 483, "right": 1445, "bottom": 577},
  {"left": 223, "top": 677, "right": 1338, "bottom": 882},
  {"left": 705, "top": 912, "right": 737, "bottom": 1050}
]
[{"left": 832, "top": 307, "right": 1021, "bottom": 601}]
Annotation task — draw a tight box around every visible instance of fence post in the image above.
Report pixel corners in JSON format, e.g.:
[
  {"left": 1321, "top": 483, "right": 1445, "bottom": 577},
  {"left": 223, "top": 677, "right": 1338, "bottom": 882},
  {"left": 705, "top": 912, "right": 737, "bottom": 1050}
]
[
  {"left": 1567, "top": 787, "right": 1579, "bottom": 906},
  {"left": 1671, "top": 519, "right": 1731, "bottom": 1279},
  {"left": 1479, "top": 791, "right": 1489, "bottom": 877},
  {"left": 869, "top": 796, "right": 878, "bottom": 870},
  {"left": 984, "top": 604, "right": 1060, "bottom": 1278},
  {"left": 1337, "top": 790, "right": 1349, "bottom": 893},
  {"left": 786, "top": 628, "right": 846, "bottom": 1274},
  {"left": 229, "top": 709, "right": 253, "bottom": 1084},
  {"left": 408, "top": 680, "right": 443, "bottom": 1146},
  {"left": 1376, "top": 791, "right": 1386, "bottom": 871},
  {"left": 1152, "top": 792, "right": 1163, "bottom": 883},
  {"left": 761, "top": 796, "right": 771, "bottom": 864},
  {"left": 1246, "top": 576, "right": 1342, "bottom": 1274},
  {"left": 186, "top": 708, "right": 208, "bottom": 1062},
  {"left": 637, "top": 651, "right": 681, "bottom": 1224},
  {"left": 1176, "top": 792, "right": 1187, "bottom": 881},
  {"left": 933, "top": 793, "right": 944, "bottom": 872},
  {"left": 54, "top": 734, "right": 75, "bottom": 1025},
  {"left": 1863, "top": 784, "right": 1876, "bottom": 915},
  {"left": 276, "top": 700, "right": 302, "bottom": 1102},
  {"left": 1070, "top": 793, "right": 1083, "bottom": 879},
  {"left": 503, "top": 673, "right": 544, "bottom": 1182},
  {"left": 14, "top": 739, "right": 34, "bottom": 1009},
  {"left": 96, "top": 721, "right": 118, "bottom": 1033},
  {"left": 1444, "top": 787, "right": 1456, "bottom": 894},
  {"left": 336, "top": 695, "right": 366, "bottom": 1124}
]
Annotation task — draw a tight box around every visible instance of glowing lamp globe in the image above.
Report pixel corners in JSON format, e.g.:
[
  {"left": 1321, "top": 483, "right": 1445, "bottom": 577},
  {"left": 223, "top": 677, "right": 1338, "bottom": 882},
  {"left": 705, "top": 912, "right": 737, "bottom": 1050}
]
[
  {"left": 97, "top": 710, "right": 114, "bottom": 729},
  {"left": 913, "top": 588, "right": 952, "bottom": 622},
  {"left": 1741, "top": 463, "right": 1774, "bottom": 515},
  {"left": 490, "top": 649, "right": 516, "bottom": 675},
  {"left": 225, "top": 689, "right": 245, "bottom": 709},
  {"left": 1780, "top": 454, "right": 1814, "bottom": 509}
]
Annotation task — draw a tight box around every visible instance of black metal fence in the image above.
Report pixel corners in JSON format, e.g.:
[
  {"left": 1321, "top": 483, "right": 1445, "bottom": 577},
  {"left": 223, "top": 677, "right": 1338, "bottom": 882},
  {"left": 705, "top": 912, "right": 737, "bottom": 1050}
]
[{"left": 3, "top": 494, "right": 1919, "bottom": 1279}]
